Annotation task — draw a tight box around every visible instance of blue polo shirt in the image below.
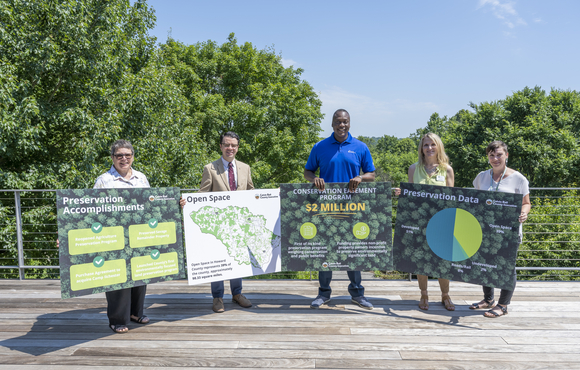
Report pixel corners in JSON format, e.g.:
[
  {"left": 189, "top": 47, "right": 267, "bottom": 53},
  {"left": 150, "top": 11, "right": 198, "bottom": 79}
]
[{"left": 305, "top": 133, "right": 375, "bottom": 182}]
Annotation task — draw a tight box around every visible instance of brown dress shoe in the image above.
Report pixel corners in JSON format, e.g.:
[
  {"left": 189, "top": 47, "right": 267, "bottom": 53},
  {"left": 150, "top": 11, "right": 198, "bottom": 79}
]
[
  {"left": 212, "top": 298, "right": 224, "bottom": 313},
  {"left": 232, "top": 294, "right": 252, "bottom": 308}
]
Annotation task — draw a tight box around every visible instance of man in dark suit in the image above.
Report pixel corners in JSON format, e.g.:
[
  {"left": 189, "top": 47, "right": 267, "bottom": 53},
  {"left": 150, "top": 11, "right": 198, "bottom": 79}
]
[{"left": 199, "top": 131, "right": 254, "bottom": 313}]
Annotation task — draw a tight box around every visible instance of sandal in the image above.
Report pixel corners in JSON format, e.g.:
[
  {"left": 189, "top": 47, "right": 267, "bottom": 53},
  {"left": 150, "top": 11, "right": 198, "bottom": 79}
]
[
  {"left": 469, "top": 299, "right": 495, "bottom": 310},
  {"left": 484, "top": 304, "right": 508, "bottom": 318},
  {"left": 110, "top": 324, "right": 128, "bottom": 334},
  {"left": 442, "top": 294, "right": 455, "bottom": 311},
  {"left": 419, "top": 290, "right": 429, "bottom": 310},
  {"left": 130, "top": 315, "right": 150, "bottom": 324}
]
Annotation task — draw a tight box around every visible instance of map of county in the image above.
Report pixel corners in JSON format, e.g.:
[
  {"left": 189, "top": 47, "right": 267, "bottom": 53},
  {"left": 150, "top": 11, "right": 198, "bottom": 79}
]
[{"left": 190, "top": 206, "right": 280, "bottom": 268}]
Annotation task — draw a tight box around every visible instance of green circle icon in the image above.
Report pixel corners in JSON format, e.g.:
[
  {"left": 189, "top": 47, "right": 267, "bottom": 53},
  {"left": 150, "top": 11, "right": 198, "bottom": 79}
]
[
  {"left": 91, "top": 222, "right": 103, "bottom": 234},
  {"left": 353, "top": 222, "right": 370, "bottom": 239},
  {"left": 93, "top": 256, "right": 105, "bottom": 268},
  {"left": 300, "top": 222, "right": 317, "bottom": 239},
  {"left": 150, "top": 249, "right": 160, "bottom": 260},
  {"left": 148, "top": 218, "right": 158, "bottom": 229}
]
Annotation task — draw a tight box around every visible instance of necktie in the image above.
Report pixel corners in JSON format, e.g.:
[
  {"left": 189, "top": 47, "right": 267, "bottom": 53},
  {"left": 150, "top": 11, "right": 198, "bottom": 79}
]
[{"left": 228, "top": 162, "right": 237, "bottom": 191}]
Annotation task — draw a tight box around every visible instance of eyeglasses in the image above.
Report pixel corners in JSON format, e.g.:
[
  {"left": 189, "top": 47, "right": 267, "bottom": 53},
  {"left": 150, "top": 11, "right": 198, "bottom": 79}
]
[{"left": 114, "top": 153, "right": 133, "bottom": 159}]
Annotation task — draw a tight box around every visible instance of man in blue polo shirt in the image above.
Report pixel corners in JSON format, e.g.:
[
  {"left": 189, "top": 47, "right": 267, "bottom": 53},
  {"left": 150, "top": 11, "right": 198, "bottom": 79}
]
[{"left": 304, "top": 108, "right": 376, "bottom": 310}]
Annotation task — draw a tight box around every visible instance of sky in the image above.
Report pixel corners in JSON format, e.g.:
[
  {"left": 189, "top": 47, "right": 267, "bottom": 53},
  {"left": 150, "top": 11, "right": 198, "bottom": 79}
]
[{"left": 146, "top": 0, "right": 580, "bottom": 139}]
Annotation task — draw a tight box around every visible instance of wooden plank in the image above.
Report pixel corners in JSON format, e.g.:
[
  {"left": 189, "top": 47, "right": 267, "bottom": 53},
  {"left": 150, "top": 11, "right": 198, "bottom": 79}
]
[
  {"left": 0, "top": 331, "right": 504, "bottom": 344},
  {"left": 400, "top": 351, "right": 580, "bottom": 362},
  {"left": 235, "top": 341, "right": 580, "bottom": 354},
  {"left": 0, "top": 367, "right": 310, "bottom": 370},
  {"left": 315, "top": 359, "right": 580, "bottom": 369},
  {"left": 0, "top": 339, "right": 240, "bottom": 349},
  {"left": 70, "top": 347, "right": 402, "bottom": 360},
  {"left": 0, "top": 355, "right": 316, "bottom": 368},
  {"left": 0, "top": 325, "right": 350, "bottom": 336},
  {"left": 2, "top": 329, "right": 579, "bottom": 343},
  {"left": 350, "top": 328, "right": 580, "bottom": 337}
]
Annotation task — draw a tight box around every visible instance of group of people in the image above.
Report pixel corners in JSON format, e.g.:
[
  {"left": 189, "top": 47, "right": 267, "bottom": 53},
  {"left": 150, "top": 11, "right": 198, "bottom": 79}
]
[{"left": 95, "top": 108, "right": 530, "bottom": 334}]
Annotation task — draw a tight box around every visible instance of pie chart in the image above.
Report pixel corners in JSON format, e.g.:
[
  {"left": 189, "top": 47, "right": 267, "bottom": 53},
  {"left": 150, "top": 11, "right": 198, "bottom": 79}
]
[{"left": 426, "top": 208, "right": 482, "bottom": 261}]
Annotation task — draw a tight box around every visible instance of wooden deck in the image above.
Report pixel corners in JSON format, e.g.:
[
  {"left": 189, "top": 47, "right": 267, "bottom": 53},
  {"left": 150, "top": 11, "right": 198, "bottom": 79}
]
[{"left": 0, "top": 277, "right": 579, "bottom": 369}]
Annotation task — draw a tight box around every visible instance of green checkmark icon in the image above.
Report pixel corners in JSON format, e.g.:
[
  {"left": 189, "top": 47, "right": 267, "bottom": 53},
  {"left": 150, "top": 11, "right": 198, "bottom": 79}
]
[
  {"left": 93, "top": 256, "right": 105, "bottom": 268},
  {"left": 91, "top": 222, "right": 103, "bottom": 234},
  {"left": 148, "top": 218, "right": 158, "bottom": 229},
  {"left": 150, "top": 249, "right": 160, "bottom": 260}
]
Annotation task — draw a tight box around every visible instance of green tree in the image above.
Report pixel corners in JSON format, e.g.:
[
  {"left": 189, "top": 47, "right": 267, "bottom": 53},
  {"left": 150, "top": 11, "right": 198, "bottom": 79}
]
[
  {"left": 412, "top": 112, "right": 452, "bottom": 141},
  {"left": 0, "top": 0, "right": 209, "bottom": 190},
  {"left": 159, "top": 34, "right": 324, "bottom": 188},
  {"left": 370, "top": 135, "right": 418, "bottom": 185},
  {"left": 440, "top": 87, "right": 580, "bottom": 188},
  {"left": 519, "top": 189, "right": 580, "bottom": 281}
]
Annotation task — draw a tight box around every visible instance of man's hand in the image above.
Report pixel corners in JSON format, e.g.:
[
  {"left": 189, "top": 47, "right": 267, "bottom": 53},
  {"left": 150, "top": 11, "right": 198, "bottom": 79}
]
[
  {"left": 179, "top": 197, "right": 186, "bottom": 209},
  {"left": 313, "top": 177, "right": 325, "bottom": 191},
  {"left": 348, "top": 176, "right": 362, "bottom": 193},
  {"left": 304, "top": 169, "right": 325, "bottom": 191},
  {"left": 393, "top": 188, "right": 401, "bottom": 196}
]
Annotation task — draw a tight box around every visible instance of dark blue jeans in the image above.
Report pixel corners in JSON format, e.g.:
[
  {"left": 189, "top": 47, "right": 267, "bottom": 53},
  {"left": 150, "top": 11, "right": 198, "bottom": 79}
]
[
  {"left": 211, "top": 278, "right": 243, "bottom": 298},
  {"left": 318, "top": 271, "right": 364, "bottom": 298}
]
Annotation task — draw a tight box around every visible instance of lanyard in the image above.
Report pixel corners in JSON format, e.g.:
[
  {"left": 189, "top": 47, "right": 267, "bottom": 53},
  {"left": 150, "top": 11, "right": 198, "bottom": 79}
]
[{"left": 489, "top": 167, "right": 507, "bottom": 192}]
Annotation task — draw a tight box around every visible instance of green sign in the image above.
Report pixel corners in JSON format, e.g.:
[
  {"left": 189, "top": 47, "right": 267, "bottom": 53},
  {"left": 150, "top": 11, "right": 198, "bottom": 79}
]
[
  {"left": 393, "top": 183, "right": 523, "bottom": 290},
  {"left": 58, "top": 187, "right": 185, "bottom": 299},
  {"left": 280, "top": 182, "right": 392, "bottom": 271}
]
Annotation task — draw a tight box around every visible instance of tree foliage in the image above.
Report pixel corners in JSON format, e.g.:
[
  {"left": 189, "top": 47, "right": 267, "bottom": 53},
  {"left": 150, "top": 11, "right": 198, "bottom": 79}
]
[
  {"left": 160, "top": 34, "right": 323, "bottom": 188},
  {"left": 439, "top": 87, "right": 580, "bottom": 188},
  {"left": 359, "top": 135, "right": 417, "bottom": 186},
  {"left": 369, "top": 88, "right": 580, "bottom": 190},
  {"left": 519, "top": 189, "right": 580, "bottom": 280},
  {"left": 0, "top": 0, "right": 209, "bottom": 189}
]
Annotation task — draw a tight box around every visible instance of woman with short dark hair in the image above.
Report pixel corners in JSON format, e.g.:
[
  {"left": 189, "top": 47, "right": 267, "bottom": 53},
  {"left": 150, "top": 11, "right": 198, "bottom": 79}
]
[
  {"left": 94, "top": 139, "right": 151, "bottom": 333},
  {"left": 470, "top": 140, "right": 531, "bottom": 317}
]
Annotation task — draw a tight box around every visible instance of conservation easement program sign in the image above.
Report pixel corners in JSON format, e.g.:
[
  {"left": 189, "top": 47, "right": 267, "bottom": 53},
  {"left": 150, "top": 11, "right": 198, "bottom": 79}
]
[
  {"left": 182, "top": 189, "right": 281, "bottom": 285},
  {"left": 393, "top": 183, "right": 523, "bottom": 290},
  {"left": 57, "top": 188, "right": 185, "bottom": 299},
  {"left": 280, "top": 182, "right": 392, "bottom": 271}
]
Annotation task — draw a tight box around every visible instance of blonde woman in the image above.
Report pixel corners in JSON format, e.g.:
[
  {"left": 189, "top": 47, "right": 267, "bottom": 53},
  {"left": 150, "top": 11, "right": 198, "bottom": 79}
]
[{"left": 407, "top": 133, "right": 455, "bottom": 311}]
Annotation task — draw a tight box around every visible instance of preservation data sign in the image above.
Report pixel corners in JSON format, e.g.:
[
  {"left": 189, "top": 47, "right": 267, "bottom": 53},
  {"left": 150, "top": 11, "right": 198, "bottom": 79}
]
[
  {"left": 280, "top": 182, "right": 392, "bottom": 271},
  {"left": 182, "top": 189, "right": 281, "bottom": 285},
  {"left": 57, "top": 187, "right": 185, "bottom": 299},
  {"left": 393, "top": 183, "right": 523, "bottom": 290}
]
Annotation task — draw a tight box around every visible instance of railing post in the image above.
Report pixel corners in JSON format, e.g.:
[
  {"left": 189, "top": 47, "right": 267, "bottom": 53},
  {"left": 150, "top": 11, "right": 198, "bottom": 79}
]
[{"left": 14, "top": 191, "right": 25, "bottom": 280}]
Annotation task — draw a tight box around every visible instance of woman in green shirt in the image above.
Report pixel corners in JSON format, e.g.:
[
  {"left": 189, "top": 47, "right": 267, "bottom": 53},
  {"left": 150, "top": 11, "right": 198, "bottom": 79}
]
[{"left": 407, "top": 133, "right": 455, "bottom": 311}]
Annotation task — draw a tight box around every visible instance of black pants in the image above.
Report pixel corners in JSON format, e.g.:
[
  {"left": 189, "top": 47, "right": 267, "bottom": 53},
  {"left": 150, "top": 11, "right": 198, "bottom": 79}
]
[
  {"left": 106, "top": 285, "right": 147, "bottom": 325},
  {"left": 483, "top": 269, "right": 517, "bottom": 306}
]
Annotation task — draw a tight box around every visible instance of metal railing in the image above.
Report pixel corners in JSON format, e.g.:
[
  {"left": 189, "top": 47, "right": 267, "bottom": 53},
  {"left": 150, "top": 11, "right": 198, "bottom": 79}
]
[{"left": 1, "top": 188, "right": 579, "bottom": 280}]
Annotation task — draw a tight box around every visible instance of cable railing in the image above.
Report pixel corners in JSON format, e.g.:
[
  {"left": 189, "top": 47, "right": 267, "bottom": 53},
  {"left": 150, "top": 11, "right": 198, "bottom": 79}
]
[{"left": 1, "top": 188, "right": 579, "bottom": 280}]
